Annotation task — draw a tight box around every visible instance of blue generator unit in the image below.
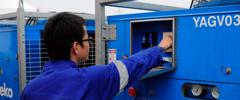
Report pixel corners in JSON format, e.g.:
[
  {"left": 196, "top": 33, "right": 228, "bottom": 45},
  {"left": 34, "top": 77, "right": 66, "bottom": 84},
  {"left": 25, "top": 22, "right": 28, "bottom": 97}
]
[
  {"left": 96, "top": 0, "right": 240, "bottom": 100},
  {"left": 0, "top": 12, "right": 95, "bottom": 100}
]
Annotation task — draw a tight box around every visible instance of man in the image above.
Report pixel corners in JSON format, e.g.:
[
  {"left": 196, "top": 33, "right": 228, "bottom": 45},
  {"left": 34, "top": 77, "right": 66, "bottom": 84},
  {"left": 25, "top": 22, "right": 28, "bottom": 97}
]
[{"left": 21, "top": 12, "right": 172, "bottom": 100}]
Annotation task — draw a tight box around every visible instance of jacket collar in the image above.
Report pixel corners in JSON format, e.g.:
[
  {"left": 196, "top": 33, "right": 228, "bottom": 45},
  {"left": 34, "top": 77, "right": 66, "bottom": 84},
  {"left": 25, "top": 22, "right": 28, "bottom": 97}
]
[{"left": 44, "top": 60, "right": 78, "bottom": 69}]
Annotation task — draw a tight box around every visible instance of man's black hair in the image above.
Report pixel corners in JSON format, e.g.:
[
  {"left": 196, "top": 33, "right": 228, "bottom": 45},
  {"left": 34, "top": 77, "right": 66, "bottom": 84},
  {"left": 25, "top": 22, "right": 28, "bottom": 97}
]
[{"left": 43, "top": 12, "right": 85, "bottom": 61}]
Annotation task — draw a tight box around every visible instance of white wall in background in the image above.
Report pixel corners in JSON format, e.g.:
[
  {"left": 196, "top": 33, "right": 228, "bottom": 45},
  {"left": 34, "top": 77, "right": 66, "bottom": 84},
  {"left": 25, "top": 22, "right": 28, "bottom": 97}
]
[
  {"left": 24, "top": 0, "right": 191, "bottom": 15},
  {"left": 0, "top": 0, "right": 191, "bottom": 15},
  {"left": 0, "top": 0, "right": 36, "bottom": 14}
]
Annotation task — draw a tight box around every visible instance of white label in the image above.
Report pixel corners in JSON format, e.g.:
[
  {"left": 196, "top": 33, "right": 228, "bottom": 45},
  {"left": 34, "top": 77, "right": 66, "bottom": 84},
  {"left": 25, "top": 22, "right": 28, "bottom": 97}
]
[
  {"left": 108, "top": 49, "right": 117, "bottom": 63},
  {"left": 162, "top": 57, "right": 173, "bottom": 62},
  {"left": 193, "top": 14, "right": 240, "bottom": 28},
  {"left": 0, "top": 82, "right": 13, "bottom": 98}
]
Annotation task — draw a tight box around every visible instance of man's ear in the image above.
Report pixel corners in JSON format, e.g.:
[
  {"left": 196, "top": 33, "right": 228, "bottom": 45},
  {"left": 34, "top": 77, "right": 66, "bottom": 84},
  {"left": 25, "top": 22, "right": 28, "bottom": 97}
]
[{"left": 72, "top": 41, "right": 79, "bottom": 54}]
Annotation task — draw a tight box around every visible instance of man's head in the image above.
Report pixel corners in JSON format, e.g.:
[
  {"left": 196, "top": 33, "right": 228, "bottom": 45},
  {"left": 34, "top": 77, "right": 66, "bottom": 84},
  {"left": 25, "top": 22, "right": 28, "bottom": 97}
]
[{"left": 43, "top": 12, "right": 90, "bottom": 64}]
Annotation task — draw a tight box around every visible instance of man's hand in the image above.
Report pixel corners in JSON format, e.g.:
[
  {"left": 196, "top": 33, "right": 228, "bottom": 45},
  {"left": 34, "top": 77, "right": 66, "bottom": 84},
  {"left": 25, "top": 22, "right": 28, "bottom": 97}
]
[{"left": 158, "top": 35, "right": 173, "bottom": 50}]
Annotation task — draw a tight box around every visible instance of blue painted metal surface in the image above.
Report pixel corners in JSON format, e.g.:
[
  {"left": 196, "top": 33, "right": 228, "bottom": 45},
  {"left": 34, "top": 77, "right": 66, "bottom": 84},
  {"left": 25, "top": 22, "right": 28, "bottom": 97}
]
[
  {"left": 108, "top": 21, "right": 127, "bottom": 60},
  {"left": 0, "top": 26, "right": 19, "bottom": 100},
  {"left": 110, "top": 4, "right": 240, "bottom": 100},
  {"left": 0, "top": 19, "right": 95, "bottom": 100}
]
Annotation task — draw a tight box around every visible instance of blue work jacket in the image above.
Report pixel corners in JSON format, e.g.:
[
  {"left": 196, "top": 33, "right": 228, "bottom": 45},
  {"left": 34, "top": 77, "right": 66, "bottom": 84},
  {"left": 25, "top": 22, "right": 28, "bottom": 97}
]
[{"left": 21, "top": 46, "right": 165, "bottom": 100}]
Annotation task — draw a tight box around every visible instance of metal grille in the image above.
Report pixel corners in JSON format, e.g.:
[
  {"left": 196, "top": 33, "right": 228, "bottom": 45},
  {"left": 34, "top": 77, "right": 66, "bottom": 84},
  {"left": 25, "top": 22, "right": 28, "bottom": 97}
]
[
  {"left": 25, "top": 34, "right": 98, "bottom": 83},
  {"left": 105, "top": 41, "right": 109, "bottom": 64},
  {"left": 25, "top": 39, "right": 47, "bottom": 83}
]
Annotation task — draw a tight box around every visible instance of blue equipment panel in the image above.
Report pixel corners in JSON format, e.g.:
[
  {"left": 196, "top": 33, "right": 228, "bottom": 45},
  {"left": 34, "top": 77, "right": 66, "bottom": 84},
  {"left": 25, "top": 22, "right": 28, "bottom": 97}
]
[
  {"left": 0, "top": 25, "right": 19, "bottom": 100},
  {"left": 110, "top": 4, "right": 240, "bottom": 100}
]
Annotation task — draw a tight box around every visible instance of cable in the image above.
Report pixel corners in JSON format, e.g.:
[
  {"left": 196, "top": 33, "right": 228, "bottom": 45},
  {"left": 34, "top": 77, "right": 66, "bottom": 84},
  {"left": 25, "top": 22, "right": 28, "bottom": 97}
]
[
  {"left": 190, "top": 0, "right": 194, "bottom": 9},
  {"left": 27, "top": 17, "right": 31, "bottom": 25}
]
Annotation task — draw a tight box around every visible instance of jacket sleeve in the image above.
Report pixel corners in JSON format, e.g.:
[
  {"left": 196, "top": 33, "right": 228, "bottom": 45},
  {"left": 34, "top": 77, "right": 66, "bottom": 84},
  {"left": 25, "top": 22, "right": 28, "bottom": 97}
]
[
  {"left": 121, "top": 46, "right": 165, "bottom": 88},
  {"left": 84, "top": 46, "right": 165, "bottom": 98}
]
